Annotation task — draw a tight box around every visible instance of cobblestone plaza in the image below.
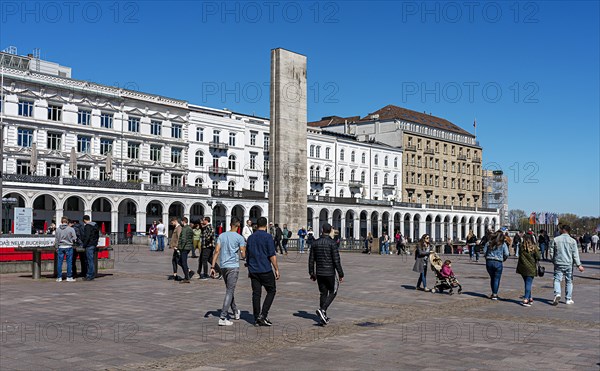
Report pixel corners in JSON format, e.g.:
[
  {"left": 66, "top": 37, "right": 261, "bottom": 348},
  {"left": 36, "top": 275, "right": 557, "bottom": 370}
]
[{"left": 1, "top": 247, "right": 598, "bottom": 370}]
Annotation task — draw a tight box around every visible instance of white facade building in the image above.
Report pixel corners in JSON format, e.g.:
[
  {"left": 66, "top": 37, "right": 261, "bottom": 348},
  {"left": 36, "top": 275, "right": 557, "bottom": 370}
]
[{"left": 1, "top": 52, "right": 499, "bottom": 242}]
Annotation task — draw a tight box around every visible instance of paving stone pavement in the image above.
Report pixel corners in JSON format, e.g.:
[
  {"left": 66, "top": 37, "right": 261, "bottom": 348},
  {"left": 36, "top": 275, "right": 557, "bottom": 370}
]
[{"left": 1, "top": 246, "right": 599, "bottom": 370}]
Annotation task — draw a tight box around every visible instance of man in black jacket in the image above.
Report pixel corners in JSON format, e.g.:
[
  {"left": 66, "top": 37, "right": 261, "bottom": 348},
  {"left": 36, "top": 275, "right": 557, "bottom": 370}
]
[
  {"left": 81, "top": 215, "right": 100, "bottom": 281},
  {"left": 309, "top": 223, "right": 344, "bottom": 325}
]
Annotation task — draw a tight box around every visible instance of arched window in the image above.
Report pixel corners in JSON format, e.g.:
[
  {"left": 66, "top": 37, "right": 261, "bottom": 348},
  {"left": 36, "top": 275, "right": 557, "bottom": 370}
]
[
  {"left": 361, "top": 171, "right": 366, "bottom": 183},
  {"left": 325, "top": 189, "right": 330, "bottom": 196},
  {"left": 310, "top": 165, "right": 315, "bottom": 178},
  {"left": 310, "top": 145, "right": 315, "bottom": 157},
  {"left": 384, "top": 156, "right": 389, "bottom": 167},
  {"left": 351, "top": 151, "right": 355, "bottom": 162},
  {"left": 195, "top": 150, "right": 204, "bottom": 167},
  {"left": 325, "top": 167, "right": 330, "bottom": 179},
  {"left": 228, "top": 180, "right": 235, "bottom": 191},
  {"left": 228, "top": 154, "right": 236, "bottom": 170},
  {"left": 362, "top": 153, "right": 366, "bottom": 164},
  {"left": 315, "top": 167, "right": 321, "bottom": 178},
  {"left": 394, "top": 157, "right": 398, "bottom": 168},
  {"left": 212, "top": 180, "right": 218, "bottom": 190},
  {"left": 195, "top": 178, "right": 204, "bottom": 187},
  {"left": 384, "top": 173, "right": 389, "bottom": 185},
  {"left": 340, "top": 149, "right": 345, "bottom": 161},
  {"left": 374, "top": 154, "right": 379, "bottom": 165},
  {"left": 316, "top": 146, "right": 321, "bottom": 158},
  {"left": 350, "top": 169, "right": 356, "bottom": 181},
  {"left": 394, "top": 174, "right": 398, "bottom": 186},
  {"left": 339, "top": 168, "right": 344, "bottom": 182},
  {"left": 325, "top": 147, "right": 330, "bottom": 159},
  {"left": 374, "top": 172, "right": 379, "bottom": 185},
  {"left": 339, "top": 189, "right": 344, "bottom": 197}
]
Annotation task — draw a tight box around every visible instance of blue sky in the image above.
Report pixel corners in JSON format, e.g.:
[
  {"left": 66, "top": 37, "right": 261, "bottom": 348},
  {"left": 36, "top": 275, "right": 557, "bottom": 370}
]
[{"left": 2, "top": 1, "right": 598, "bottom": 216}]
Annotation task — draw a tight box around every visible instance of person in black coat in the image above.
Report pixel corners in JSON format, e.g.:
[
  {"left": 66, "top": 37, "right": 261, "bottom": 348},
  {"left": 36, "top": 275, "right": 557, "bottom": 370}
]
[
  {"left": 309, "top": 223, "right": 344, "bottom": 325},
  {"left": 69, "top": 220, "right": 87, "bottom": 278},
  {"left": 81, "top": 215, "right": 100, "bottom": 281}
]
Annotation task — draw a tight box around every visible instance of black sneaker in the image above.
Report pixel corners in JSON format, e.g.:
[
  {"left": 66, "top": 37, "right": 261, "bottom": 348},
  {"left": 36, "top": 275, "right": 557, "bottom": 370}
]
[
  {"left": 316, "top": 309, "right": 328, "bottom": 324},
  {"left": 188, "top": 270, "right": 195, "bottom": 279},
  {"left": 552, "top": 295, "right": 560, "bottom": 306},
  {"left": 262, "top": 317, "right": 273, "bottom": 326},
  {"left": 490, "top": 294, "right": 498, "bottom": 300},
  {"left": 199, "top": 275, "right": 209, "bottom": 281},
  {"left": 174, "top": 275, "right": 183, "bottom": 281},
  {"left": 257, "top": 316, "right": 272, "bottom": 326}
]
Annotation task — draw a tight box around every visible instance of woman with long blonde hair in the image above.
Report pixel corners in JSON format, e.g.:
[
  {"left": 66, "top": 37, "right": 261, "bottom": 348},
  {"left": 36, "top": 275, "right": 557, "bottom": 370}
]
[
  {"left": 483, "top": 231, "right": 510, "bottom": 300},
  {"left": 516, "top": 234, "right": 541, "bottom": 306}
]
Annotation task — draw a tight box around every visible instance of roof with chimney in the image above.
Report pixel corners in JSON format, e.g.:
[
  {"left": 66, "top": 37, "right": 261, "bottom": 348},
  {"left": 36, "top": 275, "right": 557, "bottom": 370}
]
[{"left": 308, "top": 104, "right": 474, "bottom": 137}]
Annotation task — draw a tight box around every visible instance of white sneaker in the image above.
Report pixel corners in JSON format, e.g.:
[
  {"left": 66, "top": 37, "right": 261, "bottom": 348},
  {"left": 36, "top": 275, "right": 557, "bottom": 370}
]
[
  {"left": 552, "top": 295, "right": 561, "bottom": 306},
  {"left": 56, "top": 278, "right": 62, "bottom": 282},
  {"left": 234, "top": 310, "right": 241, "bottom": 320},
  {"left": 566, "top": 299, "right": 575, "bottom": 305},
  {"left": 66, "top": 277, "right": 76, "bottom": 282},
  {"left": 218, "top": 318, "right": 233, "bottom": 326}
]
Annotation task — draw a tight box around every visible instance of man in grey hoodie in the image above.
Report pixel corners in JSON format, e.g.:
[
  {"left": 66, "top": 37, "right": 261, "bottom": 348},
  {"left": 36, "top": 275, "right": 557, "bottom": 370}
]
[
  {"left": 54, "top": 216, "right": 78, "bottom": 282},
  {"left": 550, "top": 224, "right": 585, "bottom": 305}
]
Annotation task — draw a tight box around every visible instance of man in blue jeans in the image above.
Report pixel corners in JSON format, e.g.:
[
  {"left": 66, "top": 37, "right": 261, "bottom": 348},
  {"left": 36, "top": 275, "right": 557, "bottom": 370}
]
[
  {"left": 550, "top": 224, "right": 585, "bottom": 305},
  {"left": 211, "top": 217, "right": 246, "bottom": 326},
  {"left": 54, "top": 216, "right": 78, "bottom": 282},
  {"left": 81, "top": 215, "right": 100, "bottom": 281}
]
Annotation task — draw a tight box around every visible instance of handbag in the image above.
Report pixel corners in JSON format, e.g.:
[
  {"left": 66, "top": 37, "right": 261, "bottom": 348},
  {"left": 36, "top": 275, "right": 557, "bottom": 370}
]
[{"left": 537, "top": 263, "right": 545, "bottom": 277}]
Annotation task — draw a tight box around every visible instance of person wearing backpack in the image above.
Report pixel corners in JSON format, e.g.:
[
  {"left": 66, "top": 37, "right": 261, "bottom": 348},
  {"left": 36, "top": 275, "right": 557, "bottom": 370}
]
[
  {"left": 81, "top": 215, "right": 100, "bottom": 281},
  {"left": 281, "top": 224, "right": 290, "bottom": 256}
]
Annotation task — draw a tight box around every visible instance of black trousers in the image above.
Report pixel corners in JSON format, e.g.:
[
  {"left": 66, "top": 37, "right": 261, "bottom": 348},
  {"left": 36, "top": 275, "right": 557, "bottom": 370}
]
[
  {"left": 249, "top": 271, "right": 277, "bottom": 320},
  {"left": 172, "top": 250, "right": 190, "bottom": 279},
  {"left": 317, "top": 275, "right": 338, "bottom": 311},
  {"left": 199, "top": 248, "right": 219, "bottom": 276},
  {"left": 72, "top": 249, "right": 87, "bottom": 277}
]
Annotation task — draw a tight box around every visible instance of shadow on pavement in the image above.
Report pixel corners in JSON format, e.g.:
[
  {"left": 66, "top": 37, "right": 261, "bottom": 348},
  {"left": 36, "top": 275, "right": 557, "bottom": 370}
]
[{"left": 292, "top": 310, "right": 320, "bottom": 325}]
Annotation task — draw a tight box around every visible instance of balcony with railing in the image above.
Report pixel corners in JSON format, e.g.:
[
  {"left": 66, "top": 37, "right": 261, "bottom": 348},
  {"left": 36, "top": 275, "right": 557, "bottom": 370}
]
[
  {"left": 348, "top": 180, "right": 364, "bottom": 188},
  {"left": 145, "top": 184, "right": 209, "bottom": 194},
  {"left": 424, "top": 148, "right": 435, "bottom": 155},
  {"left": 457, "top": 154, "right": 467, "bottom": 161},
  {"left": 208, "top": 142, "right": 229, "bottom": 151},
  {"left": 4, "top": 173, "right": 60, "bottom": 185},
  {"left": 453, "top": 205, "right": 476, "bottom": 211},
  {"left": 209, "top": 166, "right": 229, "bottom": 175},
  {"left": 263, "top": 146, "right": 270, "bottom": 155},
  {"left": 382, "top": 183, "right": 396, "bottom": 191},
  {"left": 472, "top": 156, "right": 481, "bottom": 163},
  {"left": 63, "top": 177, "right": 142, "bottom": 190},
  {"left": 212, "top": 189, "right": 267, "bottom": 199},
  {"left": 425, "top": 204, "right": 452, "bottom": 210},
  {"left": 393, "top": 201, "right": 423, "bottom": 208},
  {"left": 405, "top": 145, "right": 417, "bottom": 152},
  {"left": 310, "top": 176, "right": 332, "bottom": 184}
]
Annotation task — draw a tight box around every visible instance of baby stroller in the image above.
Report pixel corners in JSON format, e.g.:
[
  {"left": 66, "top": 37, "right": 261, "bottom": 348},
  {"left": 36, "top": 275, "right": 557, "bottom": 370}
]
[{"left": 429, "top": 252, "right": 462, "bottom": 295}]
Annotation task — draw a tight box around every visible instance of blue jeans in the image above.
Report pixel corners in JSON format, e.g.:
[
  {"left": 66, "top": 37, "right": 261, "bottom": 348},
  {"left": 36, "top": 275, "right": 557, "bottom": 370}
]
[
  {"left": 85, "top": 246, "right": 96, "bottom": 280},
  {"left": 522, "top": 275, "right": 534, "bottom": 300},
  {"left": 485, "top": 260, "right": 503, "bottom": 295},
  {"left": 220, "top": 268, "right": 239, "bottom": 319},
  {"left": 157, "top": 235, "right": 165, "bottom": 251},
  {"left": 539, "top": 243, "right": 547, "bottom": 260},
  {"left": 382, "top": 242, "right": 389, "bottom": 254},
  {"left": 57, "top": 247, "right": 73, "bottom": 278},
  {"left": 299, "top": 239, "right": 305, "bottom": 253},
  {"left": 515, "top": 243, "right": 520, "bottom": 257},
  {"left": 150, "top": 237, "right": 157, "bottom": 251},
  {"left": 416, "top": 270, "right": 427, "bottom": 289},
  {"left": 553, "top": 265, "right": 573, "bottom": 300}
]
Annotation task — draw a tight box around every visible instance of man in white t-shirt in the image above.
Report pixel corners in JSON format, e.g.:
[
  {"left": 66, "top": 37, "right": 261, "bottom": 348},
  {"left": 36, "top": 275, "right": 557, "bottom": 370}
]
[
  {"left": 591, "top": 233, "right": 599, "bottom": 254},
  {"left": 156, "top": 220, "right": 166, "bottom": 251},
  {"left": 242, "top": 219, "right": 253, "bottom": 241}
]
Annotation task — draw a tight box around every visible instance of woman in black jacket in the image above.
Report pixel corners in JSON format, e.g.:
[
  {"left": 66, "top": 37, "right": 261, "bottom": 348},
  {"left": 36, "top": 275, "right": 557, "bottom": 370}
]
[{"left": 413, "top": 234, "right": 432, "bottom": 291}]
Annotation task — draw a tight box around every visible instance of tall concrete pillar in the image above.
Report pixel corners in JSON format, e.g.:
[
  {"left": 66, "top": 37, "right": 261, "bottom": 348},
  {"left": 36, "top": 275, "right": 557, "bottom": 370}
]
[
  {"left": 353, "top": 218, "right": 360, "bottom": 239},
  {"left": 400, "top": 218, "right": 405, "bottom": 238},
  {"left": 111, "top": 210, "right": 118, "bottom": 234},
  {"left": 269, "top": 48, "right": 307, "bottom": 235},
  {"left": 409, "top": 219, "right": 414, "bottom": 241},
  {"left": 136, "top": 211, "right": 146, "bottom": 233},
  {"left": 440, "top": 222, "right": 445, "bottom": 242},
  {"left": 449, "top": 222, "right": 454, "bottom": 241}
]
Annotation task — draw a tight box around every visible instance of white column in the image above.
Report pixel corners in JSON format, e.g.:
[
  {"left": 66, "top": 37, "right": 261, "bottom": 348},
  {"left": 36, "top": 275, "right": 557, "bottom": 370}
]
[
  {"left": 353, "top": 217, "right": 360, "bottom": 239},
  {"left": 366, "top": 217, "right": 372, "bottom": 237},
  {"left": 136, "top": 211, "right": 146, "bottom": 233},
  {"left": 340, "top": 216, "right": 346, "bottom": 238},
  {"left": 111, "top": 210, "right": 118, "bottom": 234},
  {"left": 55, "top": 208, "right": 64, "bottom": 225},
  {"left": 400, "top": 217, "right": 405, "bottom": 237},
  {"left": 377, "top": 218, "right": 383, "bottom": 237},
  {"left": 225, "top": 214, "right": 231, "bottom": 230},
  {"left": 409, "top": 219, "right": 414, "bottom": 241},
  {"left": 440, "top": 222, "right": 445, "bottom": 242},
  {"left": 419, "top": 219, "right": 426, "bottom": 239},
  {"left": 448, "top": 222, "right": 454, "bottom": 241}
]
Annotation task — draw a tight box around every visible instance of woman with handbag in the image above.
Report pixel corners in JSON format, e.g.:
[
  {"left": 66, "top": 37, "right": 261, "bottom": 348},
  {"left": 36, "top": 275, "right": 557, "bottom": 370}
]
[
  {"left": 516, "top": 233, "right": 542, "bottom": 307},
  {"left": 483, "top": 231, "right": 510, "bottom": 300}
]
